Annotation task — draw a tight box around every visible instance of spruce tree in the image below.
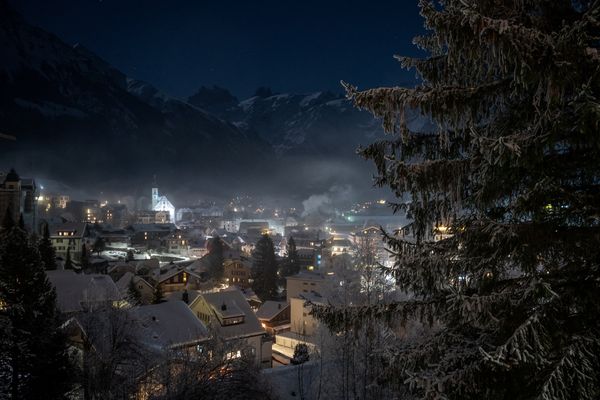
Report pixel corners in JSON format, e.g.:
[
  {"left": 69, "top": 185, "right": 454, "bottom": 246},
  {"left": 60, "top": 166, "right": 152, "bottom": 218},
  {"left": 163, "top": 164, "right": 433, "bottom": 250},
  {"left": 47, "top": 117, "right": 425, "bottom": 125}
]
[
  {"left": 92, "top": 237, "right": 105, "bottom": 255},
  {"left": 17, "top": 213, "right": 25, "bottom": 230},
  {"left": 313, "top": 1, "right": 600, "bottom": 399},
  {"left": 2, "top": 207, "right": 14, "bottom": 230},
  {"left": 64, "top": 248, "right": 73, "bottom": 270},
  {"left": 280, "top": 236, "right": 300, "bottom": 278},
  {"left": 152, "top": 284, "right": 165, "bottom": 304},
  {"left": 38, "top": 223, "right": 58, "bottom": 270},
  {"left": 80, "top": 244, "right": 89, "bottom": 271},
  {"left": 0, "top": 222, "right": 73, "bottom": 399},
  {"left": 251, "top": 234, "right": 278, "bottom": 301},
  {"left": 128, "top": 279, "right": 142, "bottom": 305},
  {"left": 205, "top": 236, "right": 225, "bottom": 281}
]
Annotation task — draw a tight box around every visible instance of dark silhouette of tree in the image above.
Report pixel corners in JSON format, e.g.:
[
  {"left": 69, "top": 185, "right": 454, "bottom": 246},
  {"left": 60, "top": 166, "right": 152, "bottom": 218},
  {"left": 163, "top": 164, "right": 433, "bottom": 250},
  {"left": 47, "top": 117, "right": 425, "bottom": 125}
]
[
  {"left": 0, "top": 221, "right": 73, "bottom": 398},
  {"left": 64, "top": 248, "right": 73, "bottom": 270},
  {"left": 205, "top": 236, "right": 224, "bottom": 281},
  {"left": 280, "top": 236, "right": 300, "bottom": 279},
  {"left": 251, "top": 234, "right": 278, "bottom": 301},
  {"left": 314, "top": 2, "right": 600, "bottom": 399},
  {"left": 80, "top": 244, "right": 89, "bottom": 270},
  {"left": 38, "top": 223, "right": 57, "bottom": 270},
  {"left": 2, "top": 207, "right": 14, "bottom": 230},
  {"left": 152, "top": 284, "right": 165, "bottom": 304},
  {"left": 128, "top": 279, "right": 142, "bottom": 305},
  {"left": 92, "top": 237, "right": 105, "bottom": 255},
  {"left": 291, "top": 343, "right": 309, "bottom": 365}
]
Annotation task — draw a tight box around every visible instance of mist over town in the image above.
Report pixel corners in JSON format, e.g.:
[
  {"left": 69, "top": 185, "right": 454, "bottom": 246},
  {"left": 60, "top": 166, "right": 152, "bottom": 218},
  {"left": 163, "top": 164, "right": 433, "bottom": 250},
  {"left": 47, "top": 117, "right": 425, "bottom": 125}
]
[{"left": 1, "top": 1, "right": 599, "bottom": 400}]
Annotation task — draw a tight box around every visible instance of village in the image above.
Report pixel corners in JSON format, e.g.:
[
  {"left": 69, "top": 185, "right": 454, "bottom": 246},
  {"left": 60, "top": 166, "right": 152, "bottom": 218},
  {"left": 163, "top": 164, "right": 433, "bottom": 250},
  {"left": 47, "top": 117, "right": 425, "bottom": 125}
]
[{"left": 0, "top": 168, "right": 412, "bottom": 398}]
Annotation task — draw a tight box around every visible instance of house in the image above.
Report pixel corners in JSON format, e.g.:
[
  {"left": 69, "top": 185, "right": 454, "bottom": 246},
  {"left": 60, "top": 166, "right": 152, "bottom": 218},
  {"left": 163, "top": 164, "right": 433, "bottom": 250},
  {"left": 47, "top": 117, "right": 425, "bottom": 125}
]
[
  {"left": 256, "top": 301, "right": 290, "bottom": 335},
  {"left": 189, "top": 288, "right": 272, "bottom": 367},
  {"left": 328, "top": 237, "right": 354, "bottom": 256},
  {"left": 0, "top": 169, "right": 36, "bottom": 230},
  {"left": 223, "top": 285, "right": 262, "bottom": 310},
  {"left": 223, "top": 258, "right": 251, "bottom": 288},
  {"left": 131, "top": 301, "right": 209, "bottom": 351},
  {"left": 97, "top": 227, "right": 131, "bottom": 248},
  {"left": 46, "top": 270, "right": 123, "bottom": 314},
  {"left": 127, "top": 223, "right": 174, "bottom": 247},
  {"left": 165, "top": 230, "right": 189, "bottom": 256},
  {"left": 50, "top": 222, "right": 91, "bottom": 262},
  {"left": 108, "top": 259, "right": 160, "bottom": 283},
  {"left": 157, "top": 264, "right": 205, "bottom": 293},
  {"left": 116, "top": 272, "right": 155, "bottom": 305},
  {"left": 286, "top": 270, "right": 327, "bottom": 302},
  {"left": 268, "top": 291, "right": 324, "bottom": 365},
  {"left": 289, "top": 291, "right": 324, "bottom": 337}
]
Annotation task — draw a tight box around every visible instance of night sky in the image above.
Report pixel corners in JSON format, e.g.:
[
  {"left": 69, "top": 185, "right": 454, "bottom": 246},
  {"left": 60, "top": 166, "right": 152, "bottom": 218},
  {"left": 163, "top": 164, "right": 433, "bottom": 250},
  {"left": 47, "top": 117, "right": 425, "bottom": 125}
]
[{"left": 10, "top": 0, "right": 424, "bottom": 99}]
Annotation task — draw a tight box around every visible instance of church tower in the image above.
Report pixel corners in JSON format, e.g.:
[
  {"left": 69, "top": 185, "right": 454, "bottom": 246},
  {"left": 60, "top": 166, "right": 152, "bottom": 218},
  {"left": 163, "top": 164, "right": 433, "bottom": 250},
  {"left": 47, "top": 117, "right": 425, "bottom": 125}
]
[
  {"left": 151, "top": 175, "right": 159, "bottom": 210},
  {"left": 151, "top": 188, "right": 158, "bottom": 210}
]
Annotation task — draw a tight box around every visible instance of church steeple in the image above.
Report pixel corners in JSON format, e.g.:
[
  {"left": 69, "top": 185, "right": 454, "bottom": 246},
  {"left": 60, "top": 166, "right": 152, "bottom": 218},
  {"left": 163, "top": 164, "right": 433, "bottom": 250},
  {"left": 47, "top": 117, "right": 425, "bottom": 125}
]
[{"left": 151, "top": 175, "right": 159, "bottom": 210}]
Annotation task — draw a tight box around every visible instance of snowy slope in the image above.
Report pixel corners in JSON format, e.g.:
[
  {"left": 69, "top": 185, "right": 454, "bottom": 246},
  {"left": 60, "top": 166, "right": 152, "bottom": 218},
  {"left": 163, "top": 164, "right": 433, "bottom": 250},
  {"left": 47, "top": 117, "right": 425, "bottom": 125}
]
[
  {"left": 0, "top": 1, "right": 271, "bottom": 191},
  {"left": 189, "top": 87, "right": 435, "bottom": 157}
]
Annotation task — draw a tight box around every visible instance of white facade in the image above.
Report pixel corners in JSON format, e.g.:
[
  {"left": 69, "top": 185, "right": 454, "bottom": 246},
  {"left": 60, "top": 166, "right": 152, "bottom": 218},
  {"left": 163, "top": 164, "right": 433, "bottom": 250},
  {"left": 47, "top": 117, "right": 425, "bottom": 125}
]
[{"left": 151, "top": 187, "right": 175, "bottom": 223}]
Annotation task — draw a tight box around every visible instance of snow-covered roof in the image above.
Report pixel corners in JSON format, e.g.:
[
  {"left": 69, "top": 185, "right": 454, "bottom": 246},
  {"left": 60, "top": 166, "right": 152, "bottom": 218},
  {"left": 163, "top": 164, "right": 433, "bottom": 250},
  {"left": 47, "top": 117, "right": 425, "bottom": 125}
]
[
  {"left": 256, "top": 301, "right": 288, "bottom": 321},
  {"left": 131, "top": 301, "right": 208, "bottom": 349},
  {"left": 50, "top": 222, "right": 87, "bottom": 238},
  {"left": 193, "top": 288, "right": 264, "bottom": 339},
  {"left": 47, "top": 270, "right": 121, "bottom": 313}
]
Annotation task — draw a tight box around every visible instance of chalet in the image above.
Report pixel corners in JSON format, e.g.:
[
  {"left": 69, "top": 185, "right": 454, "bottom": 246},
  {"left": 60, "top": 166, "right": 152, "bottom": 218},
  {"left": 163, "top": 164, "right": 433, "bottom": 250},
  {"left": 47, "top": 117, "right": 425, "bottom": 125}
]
[
  {"left": 47, "top": 270, "right": 122, "bottom": 314},
  {"left": 189, "top": 288, "right": 272, "bottom": 367},
  {"left": 157, "top": 265, "right": 205, "bottom": 293},
  {"left": 127, "top": 223, "right": 174, "bottom": 247},
  {"left": 223, "top": 285, "right": 262, "bottom": 310},
  {"left": 256, "top": 301, "right": 290, "bottom": 335},
  {"left": 116, "top": 272, "right": 155, "bottom": 305},
  {"left": 328, "top": 237, "right": 354, "bottom": 256},
  {"left": 165, "top": 230, "right": 189, "bottom": 256},
  {"left": 131, "top": 301, "right": 209, "bottom": 351},
  {"left": 50, "top": 222, "right": 90, "bottom": 262},
  {"left": 223, "top": 258, "right": 251, "bottom": 288}
]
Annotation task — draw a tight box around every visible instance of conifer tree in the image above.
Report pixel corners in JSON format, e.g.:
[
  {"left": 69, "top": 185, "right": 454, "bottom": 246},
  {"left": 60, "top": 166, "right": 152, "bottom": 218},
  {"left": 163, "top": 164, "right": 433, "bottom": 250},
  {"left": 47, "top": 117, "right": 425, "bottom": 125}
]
[
  {"left": 205, "top": 236, "right": 225, "bottom": 281},
  {"left": 1, "top": 207, "right": 14, "bottom": 230},
  {"left": 0, "top": 221, "right": 73, "bottom": 398},
  {"left": 251, "top": 234, "right": 278, "bottom": 301},
  {"left": 92, "top": 237, "right": 105, "bottom": 255},
  {"left": 128, "top": 279, "right": 142, "bottom": 305},
  {"left": 80, "top": 244, "right": 89, "bottom": 270},
  {"left": 17, "top": 213, "right": 25, "bottom": 230},
  {"left": 152, "top": 284, "right": 165, "bottom": 304},
  {"left": 38, "top": 223, "right": 58, "bottom": 270},
  {"left": 313, "top": 1, "right": 600, "bottom": 399},
  {"left": 64, "top": 248, "right": 73, "bottom": 270},
  {"left": 280, "top": 236, "right": 300, "bottom": 279}
]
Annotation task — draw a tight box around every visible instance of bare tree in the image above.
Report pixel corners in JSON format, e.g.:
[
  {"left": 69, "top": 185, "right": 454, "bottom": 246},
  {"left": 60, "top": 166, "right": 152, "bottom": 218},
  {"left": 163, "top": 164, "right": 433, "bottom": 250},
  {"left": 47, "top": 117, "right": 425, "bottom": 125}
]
[
  {"left": 140, "top": 335, "right": 274, "bottom": 400},
  {"left": 75, "top": 305, "right": 151, "bottom": 400}
]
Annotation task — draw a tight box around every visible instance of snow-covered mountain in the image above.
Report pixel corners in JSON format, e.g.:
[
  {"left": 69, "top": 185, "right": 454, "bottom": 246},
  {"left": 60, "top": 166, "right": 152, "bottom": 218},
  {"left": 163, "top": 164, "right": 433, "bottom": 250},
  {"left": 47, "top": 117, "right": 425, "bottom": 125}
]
[
  {"left": 187, "top": 87, "right": 435, "bottom": 157},
  {"left": 0, "top": 1, "right": 270, "bottom": 194},
  {"left": 0, "top": 1, "right": 433, "bottom": 199}
]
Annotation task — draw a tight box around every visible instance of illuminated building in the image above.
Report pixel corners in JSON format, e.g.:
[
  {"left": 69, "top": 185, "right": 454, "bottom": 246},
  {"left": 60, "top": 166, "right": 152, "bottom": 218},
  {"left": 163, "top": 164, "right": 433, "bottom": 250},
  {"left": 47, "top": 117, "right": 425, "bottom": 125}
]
[
  {"left": 0, "top": 169, "right": 37, "bottom": 230},
  {"left": 151, "top": 186, "right": 175, "bottom": 223}
]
